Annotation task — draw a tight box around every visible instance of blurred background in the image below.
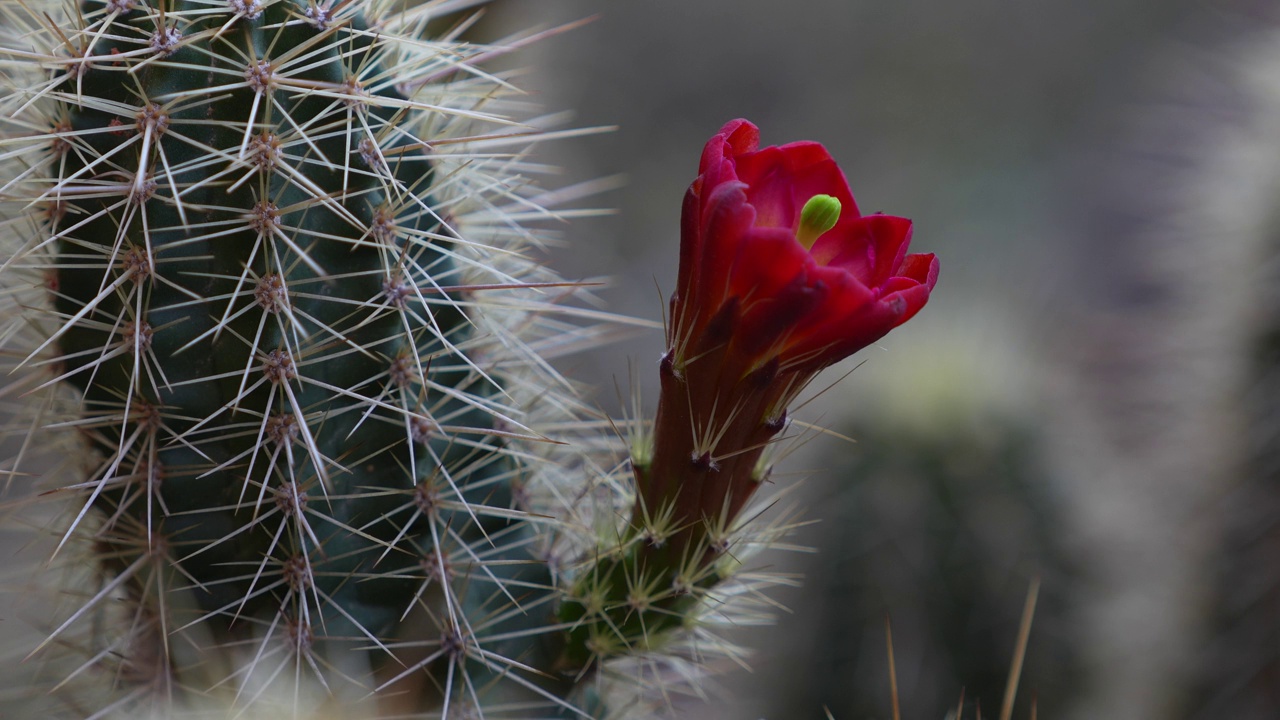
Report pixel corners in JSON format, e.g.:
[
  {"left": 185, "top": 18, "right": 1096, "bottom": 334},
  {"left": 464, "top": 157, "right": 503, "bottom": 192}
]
[{"left": 476, "top": 1, "right": 1280, "bottom": 718}]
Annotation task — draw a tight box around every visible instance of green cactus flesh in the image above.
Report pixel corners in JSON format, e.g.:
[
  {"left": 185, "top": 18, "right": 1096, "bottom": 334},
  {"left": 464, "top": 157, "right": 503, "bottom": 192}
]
[{"left": 19, "top": 0, "right": 561, "bottom": 708}]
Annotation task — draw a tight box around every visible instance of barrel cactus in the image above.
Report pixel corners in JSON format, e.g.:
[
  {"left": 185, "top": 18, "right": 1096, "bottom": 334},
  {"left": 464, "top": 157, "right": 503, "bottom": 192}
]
[{"left": 0, "top": 1, "right": 939, "bottom": 715}]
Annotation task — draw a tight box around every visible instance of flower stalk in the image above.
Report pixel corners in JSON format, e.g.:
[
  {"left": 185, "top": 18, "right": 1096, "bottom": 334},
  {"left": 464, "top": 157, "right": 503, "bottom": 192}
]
[
  {"left": 558, "top": 119, "right": 939, "bottom": 673},
  {"left": 647, "top": 117, "right": 938, "bottom": 563}
]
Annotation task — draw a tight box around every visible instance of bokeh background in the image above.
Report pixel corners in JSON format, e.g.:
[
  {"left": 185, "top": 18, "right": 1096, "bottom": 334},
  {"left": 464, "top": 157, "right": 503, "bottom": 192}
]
[{"left": 476, "top": 1, "right": 1280, "bottom": 718}]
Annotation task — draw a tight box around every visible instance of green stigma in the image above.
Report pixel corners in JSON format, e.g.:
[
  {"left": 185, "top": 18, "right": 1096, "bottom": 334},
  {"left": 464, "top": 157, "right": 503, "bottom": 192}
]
[{"left": 797, "top": 194, "right": 841, "bottom": 249}]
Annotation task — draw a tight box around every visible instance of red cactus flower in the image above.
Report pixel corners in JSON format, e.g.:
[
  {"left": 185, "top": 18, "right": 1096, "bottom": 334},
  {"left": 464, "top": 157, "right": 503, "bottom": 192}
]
[
  {"left": 671, "top": 118, "right": 938, "bottom": 378},
  {"left": 637, "top": 119, "right": 938, "bottom": 549}
]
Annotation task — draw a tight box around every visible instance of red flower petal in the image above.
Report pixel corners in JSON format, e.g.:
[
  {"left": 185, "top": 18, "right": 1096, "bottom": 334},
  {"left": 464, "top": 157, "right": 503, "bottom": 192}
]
[
  {"left": 898, "top": 252, "right": 941, "bottom": 287},
  {"left": 698, "top": 120, "right": 758, "bottom": 183},
  {"left": 727, "top": 226, "right": 810, "bottom": 302},
  {"left": 732, "top": 144, "right": 862, "bottom": 233},
  {"left": 884, "top": 253, "right": 940, "bottom": 325},
  {"left": 694, "top": 182, "right": 753, "bottom": 305}
]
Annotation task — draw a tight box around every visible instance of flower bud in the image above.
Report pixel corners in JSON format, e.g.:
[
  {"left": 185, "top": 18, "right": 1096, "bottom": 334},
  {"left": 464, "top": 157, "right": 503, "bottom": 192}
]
[{"left": 642, "top": 118, "right": 940, "bottom": 554}]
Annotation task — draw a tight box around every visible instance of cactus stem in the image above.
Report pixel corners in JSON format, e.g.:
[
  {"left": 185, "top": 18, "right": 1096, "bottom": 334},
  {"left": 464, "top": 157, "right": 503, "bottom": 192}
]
[{"left": 0, "top": 0, "right": 652, "bottom": 713}]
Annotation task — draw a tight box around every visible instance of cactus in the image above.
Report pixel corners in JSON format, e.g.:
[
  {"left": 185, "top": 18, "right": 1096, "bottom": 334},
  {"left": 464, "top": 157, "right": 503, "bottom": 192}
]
[
  {"left": 0, "top": 4, "right": 939, "bottom": 714},
  {"left": 0, "top": 0, "right": 615, "bottom": 714}
]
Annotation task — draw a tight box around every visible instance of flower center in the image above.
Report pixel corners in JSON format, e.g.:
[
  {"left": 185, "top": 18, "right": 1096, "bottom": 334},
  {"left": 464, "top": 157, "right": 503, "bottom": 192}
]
[{"left": 797, "top": 194, "right": 841, "bottom": 250}]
